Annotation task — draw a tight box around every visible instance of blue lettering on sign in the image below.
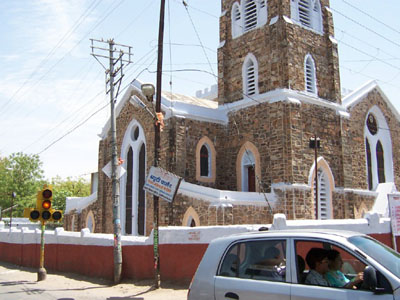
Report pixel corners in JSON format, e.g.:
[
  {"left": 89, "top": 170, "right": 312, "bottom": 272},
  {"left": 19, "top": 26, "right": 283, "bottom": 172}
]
[
  {"left": 160, "top": 179, "right": 172, "bottom": 188},
  {"left": 150, "top": 175, "right": 161, "bottom": 183}
]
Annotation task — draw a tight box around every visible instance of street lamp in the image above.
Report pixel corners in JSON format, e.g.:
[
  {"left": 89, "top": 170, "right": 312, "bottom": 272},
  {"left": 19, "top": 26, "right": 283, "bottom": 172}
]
[
  {"left": 141, "top": 83, "right": 161, "bottom": 288},
  {"left": 141, "top": 84, "right": 155, "bottom": 102}
]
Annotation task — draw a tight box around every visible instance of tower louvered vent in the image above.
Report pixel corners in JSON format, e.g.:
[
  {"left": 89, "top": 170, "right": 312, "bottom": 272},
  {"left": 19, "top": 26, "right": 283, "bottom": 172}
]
[{"left": 244, "top": 0, "right": 257, "bottom": 32}]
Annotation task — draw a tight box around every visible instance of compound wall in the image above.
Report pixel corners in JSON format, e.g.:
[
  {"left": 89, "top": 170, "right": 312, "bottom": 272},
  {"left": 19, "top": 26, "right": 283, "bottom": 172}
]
[{"left": 0, "top": 214, "right": 398, "bottom": 284}]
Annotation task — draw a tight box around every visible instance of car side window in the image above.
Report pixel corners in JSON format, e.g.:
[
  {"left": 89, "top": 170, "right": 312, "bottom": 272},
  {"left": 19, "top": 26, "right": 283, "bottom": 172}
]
[
  {"left": 218, "top": 239, "right": 286, "bottom": 282},
  {"left": 295, "top": 240, "right": 376, "bottom": 290}
]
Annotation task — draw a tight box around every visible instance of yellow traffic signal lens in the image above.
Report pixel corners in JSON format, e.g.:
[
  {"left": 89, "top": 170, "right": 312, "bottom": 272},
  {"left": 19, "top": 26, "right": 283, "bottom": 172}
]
[
  {"left": 42, "top": 200, "right": 51, "bottom": 209},
  {"left": 42, "top": 189, "right": 52, "bottom": 199}
]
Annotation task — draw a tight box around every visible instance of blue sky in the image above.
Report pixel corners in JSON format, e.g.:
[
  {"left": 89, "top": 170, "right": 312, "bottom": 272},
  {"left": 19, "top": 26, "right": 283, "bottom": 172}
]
[{"left": 0, "top": 0, "right": 399, "bottom": 180}]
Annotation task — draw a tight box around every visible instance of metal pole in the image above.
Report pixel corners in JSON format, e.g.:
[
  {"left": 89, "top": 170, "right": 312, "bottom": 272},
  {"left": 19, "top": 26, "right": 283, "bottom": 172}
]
[
  {"left": 153, "top": 0, "right": 166, "bottom": 289},
  {"left": 37, "top": 222, "right": 47, "bottom": 281},
  {"left": 10, "top": 192, "right": 16, "bottom": 229},
  {"left": 109, "top": 39, "right": 122, "bottom": 284},
  {"left": 314, "top": 135, "right": 318, "bottom": 219}
]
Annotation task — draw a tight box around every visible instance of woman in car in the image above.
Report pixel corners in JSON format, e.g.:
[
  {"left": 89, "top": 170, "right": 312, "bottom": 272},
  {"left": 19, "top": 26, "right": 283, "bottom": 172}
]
[{"left": 325, "top": 249, "right": 363, "bottom": 288}]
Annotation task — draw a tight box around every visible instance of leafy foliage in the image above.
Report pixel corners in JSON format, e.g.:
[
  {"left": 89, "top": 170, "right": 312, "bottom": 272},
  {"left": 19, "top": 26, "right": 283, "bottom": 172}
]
[
  {"left": 0, "top": 152, "right": 92, "bottom": 217},
  {"left": 50, "top": 176, "right": 91, "bottom": 211},
  {"left": 0, "top": 152, "right": 44, "bottom": 216}
]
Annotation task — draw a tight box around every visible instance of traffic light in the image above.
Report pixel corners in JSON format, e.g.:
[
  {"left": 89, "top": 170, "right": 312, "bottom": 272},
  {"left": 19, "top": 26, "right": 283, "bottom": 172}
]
[
  {"left": 39, "top": 186, "right": 53, "bottom": 221},
  {"left": 25, "top": 185, "right": 63, "bottom": 224},
  {"left": 36, "top": 185, "right": 63, "bottom": 223}
]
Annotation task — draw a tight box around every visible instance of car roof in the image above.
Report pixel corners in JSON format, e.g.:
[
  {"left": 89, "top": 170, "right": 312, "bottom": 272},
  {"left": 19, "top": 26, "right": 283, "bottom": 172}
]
[{"left": 216, "top": 228, "right": 365, "bottom": 243}]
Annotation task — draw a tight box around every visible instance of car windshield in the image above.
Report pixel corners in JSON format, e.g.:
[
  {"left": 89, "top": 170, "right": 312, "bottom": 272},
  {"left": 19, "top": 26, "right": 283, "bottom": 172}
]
[{"left": 348, "top": 235, "right": 400, "bottom": 278}]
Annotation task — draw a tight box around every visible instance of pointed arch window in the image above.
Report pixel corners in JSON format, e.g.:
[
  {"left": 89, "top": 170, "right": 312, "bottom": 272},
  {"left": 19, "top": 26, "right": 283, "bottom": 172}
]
[
  {"left": 231, "top": 2, "right": 242, "bottom": 38},
  {"left": 232, "top": 0, "right": 268, "bottom": 38},
  {"left": 364, "top": 108, "right": 393, "bottom": 190},
  {"left": 376, "top": 141, "right": 386, "bottom": 184},
  {"left": 315, "top": 169, "right": 331, "bottom": 219},
  {"left": 196, "top": 137, "right": 216, "bottom": 183},
  {"left": 310, "top": 159, "right": 334, "bottom": 220},
  {"left": 366, "top": 138, "right": 373, "bottom": 190},
  {"left": 200, "top": 144, "right": 210, "bottom": 177},
  {"left": 120, "top": 120, "right": 147, "bottom": 236},
  {"left": 244, "top": 0, "right": 257, "bottom": 32},
  {"left": 125, "top": 147, "right": 133, "bottom": 234},
  {"left": 236, "top": 142, "right": 261, "bottom": 192},
  {"left": 137, "top": 143, "right": 146, "bottom": 236},
  {"left": 305, "top": 54, "right": 317, "bottom": 94},
  {"left": 298, "top": 0, "right": 311, "bottom": 27},
  {"left": 291, "top": 0, "right": 323, "bottom": 33},
  {"left": 242, "top": 151, "right": 256, "bottom": 192},
  {"left": 243, "top": 54, "right": 259, "bottom": 96}
]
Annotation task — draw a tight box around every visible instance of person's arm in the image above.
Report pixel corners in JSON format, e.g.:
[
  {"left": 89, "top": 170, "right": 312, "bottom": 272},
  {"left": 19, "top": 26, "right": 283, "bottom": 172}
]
[{"left": 344, "top": 272, "right": 363, "bottom": 289}]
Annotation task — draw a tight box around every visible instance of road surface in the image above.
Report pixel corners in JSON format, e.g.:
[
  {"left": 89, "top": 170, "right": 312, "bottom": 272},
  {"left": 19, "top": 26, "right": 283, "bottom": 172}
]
[{"left": 0, "top": 261, "right": 188, "bottom": 299}]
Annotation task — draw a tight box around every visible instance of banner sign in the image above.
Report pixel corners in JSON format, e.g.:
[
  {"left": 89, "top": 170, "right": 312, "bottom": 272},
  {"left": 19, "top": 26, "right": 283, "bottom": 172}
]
[
  {"left": 388, "top": 194, "right": 400, "bottom": 236},
  {"left": 143, "top": 167, "right": 182, "bottom": 202}
]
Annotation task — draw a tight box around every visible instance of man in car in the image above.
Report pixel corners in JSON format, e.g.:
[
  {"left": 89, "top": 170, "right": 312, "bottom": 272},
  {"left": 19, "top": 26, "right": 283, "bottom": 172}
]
[{"left": 305, "top": 248, "right": 330, "bottom": 286}]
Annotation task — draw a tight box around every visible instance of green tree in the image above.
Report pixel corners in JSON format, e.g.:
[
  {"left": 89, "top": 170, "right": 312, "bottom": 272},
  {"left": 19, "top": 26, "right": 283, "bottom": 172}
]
[
  {"left": 50, "top": 176, "right": 91, "bottom": 211},
  {"left": 0, "top": 152, "right": 44, "bottom": 216}
]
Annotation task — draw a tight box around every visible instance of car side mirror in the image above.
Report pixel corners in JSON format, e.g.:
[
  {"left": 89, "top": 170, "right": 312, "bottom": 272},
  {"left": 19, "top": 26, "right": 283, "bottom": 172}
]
[
  {"left": 363, "top": 266, "right": 377, "bottom": 290},
  {"left": 363, "top": 266, "right": 386, "bottom": 294}
]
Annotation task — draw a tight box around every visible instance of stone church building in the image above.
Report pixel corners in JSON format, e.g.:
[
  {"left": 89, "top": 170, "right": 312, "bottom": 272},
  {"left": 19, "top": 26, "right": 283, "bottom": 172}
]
[{"left": 65, "top": 0, "right": 400, "bottom": 236}]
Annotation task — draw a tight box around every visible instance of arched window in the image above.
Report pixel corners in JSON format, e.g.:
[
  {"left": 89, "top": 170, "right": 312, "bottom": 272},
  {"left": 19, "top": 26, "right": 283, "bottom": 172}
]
[
  {"left": 304, "top": 54, "right": 317, "bottom": 94},
  {"left": 314, "top": 169, "right": 332, "bottom": 219},
  {"left": 298, "top": 0, "right": 312, "bottom": 27},
  {"left": 257, "top": 0, "right": 268, "bottom": 27},
  {"left": 125, "top": 147, "right": 133, "bottom": 234},
  {"left": 200, "top": 144, "right": 210, "bottom": 177},
  {"left": 236, "top": 142, "right": 261, "bottom": 192},
  {"left": 120, "top": 120, "right": 147, "bottom": 236},
  {"left": 232, "top": 0, "right": 267, "bottom": 38},
  {"left": 85, "top": 210, "right": 95, "bottom": 233},
  {"left": 137, "top": 143, "right": 146, "bottom": 236},
  {"left": 244, "top": 0, "right": 257, "bottom": 32},
  {"left": 196, "top": 136, "right": 216, "bottom": 183},
  {"left": 182, "top": 206, "right": 200, "bottom": 227},
  {"left": 242, "top": 150, "right": 256, "bottom": 192},
  {"left": 366, "top": 138, "right": 373, "bottom": 190},
  {"left": 376, "top": 141, "right": 386, "bottom": 184},
  {"left": 309, "top": 157, "right": 334, "bottom": 220},
  {"left": 243, "top": 54, "right": 259, "bottom": 96},
  {"left": 364, "top": 107, "right": 393, "bottom": 190},
  {"left": 231, "top": 2, "right": 242, "bottom": 38},
  {"left": 291, "top": 0, "right": 323, "bottom": 33}
]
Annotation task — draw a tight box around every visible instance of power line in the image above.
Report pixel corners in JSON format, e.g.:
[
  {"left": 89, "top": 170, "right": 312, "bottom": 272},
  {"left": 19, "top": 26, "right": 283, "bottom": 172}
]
[
  {"left": 340, "top": 0, "right": 400, "bottom": 36},
  {"left": 331, "top": 6, "right": 400, "bottom": 50}
]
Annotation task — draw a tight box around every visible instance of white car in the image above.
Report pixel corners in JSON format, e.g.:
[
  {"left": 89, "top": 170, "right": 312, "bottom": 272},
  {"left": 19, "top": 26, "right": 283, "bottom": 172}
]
[{"left": 188, "top": 229, "right": 400, "bottom": 300}]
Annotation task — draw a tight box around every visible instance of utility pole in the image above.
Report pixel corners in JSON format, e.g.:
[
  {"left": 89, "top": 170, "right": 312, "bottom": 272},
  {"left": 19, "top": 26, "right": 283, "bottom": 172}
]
[
  {"left": 90, "top": 38, "right": 132, "bottom": 284},
  {"left": 153, "top": 0, "right": 166, "bottom": 289}
]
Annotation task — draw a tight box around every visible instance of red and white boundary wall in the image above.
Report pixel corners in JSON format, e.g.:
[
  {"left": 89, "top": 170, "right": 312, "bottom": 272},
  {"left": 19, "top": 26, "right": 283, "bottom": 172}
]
[{"left": 0, "top": 213, "right": 399, "bottom": 283}]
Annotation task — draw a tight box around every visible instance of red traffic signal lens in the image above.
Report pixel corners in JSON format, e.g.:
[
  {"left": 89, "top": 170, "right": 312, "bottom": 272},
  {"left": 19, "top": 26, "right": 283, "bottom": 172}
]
[
  {"left": 42, "top": 200, "right": 51, "bottom": 209},
  {"left": 42, "top": 189, "right": 52, "bottom": 199}
]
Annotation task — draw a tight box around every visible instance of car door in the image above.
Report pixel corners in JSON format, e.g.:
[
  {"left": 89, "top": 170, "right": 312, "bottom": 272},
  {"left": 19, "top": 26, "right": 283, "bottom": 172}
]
[
  {"left": 290, "top": 238, "right": 394, "bottom": 300},
  {"left": 214, "top": 238, "right": 290, "bottom": 300}
]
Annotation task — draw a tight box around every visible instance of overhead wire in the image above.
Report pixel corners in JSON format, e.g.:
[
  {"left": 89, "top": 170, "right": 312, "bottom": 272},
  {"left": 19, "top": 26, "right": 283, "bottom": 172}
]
[{"left": 0, "top": 0, "right": 101, "bottom": 116}]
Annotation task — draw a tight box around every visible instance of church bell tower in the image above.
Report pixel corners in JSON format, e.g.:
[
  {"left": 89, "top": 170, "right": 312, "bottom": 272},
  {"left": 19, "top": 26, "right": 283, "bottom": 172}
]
[{"left": 217, "top": 0, "right": 341, "bottom": 105}]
